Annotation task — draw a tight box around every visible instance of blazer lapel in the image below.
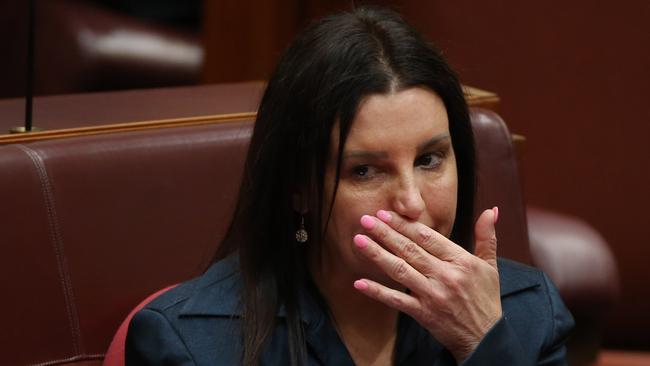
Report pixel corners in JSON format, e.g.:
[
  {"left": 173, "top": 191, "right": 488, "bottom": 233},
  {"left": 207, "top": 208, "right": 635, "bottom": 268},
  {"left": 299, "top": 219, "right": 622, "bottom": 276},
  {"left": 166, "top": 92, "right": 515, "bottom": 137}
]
[{"left": 498, "top": 258, "right": 542, "bottom": 297}]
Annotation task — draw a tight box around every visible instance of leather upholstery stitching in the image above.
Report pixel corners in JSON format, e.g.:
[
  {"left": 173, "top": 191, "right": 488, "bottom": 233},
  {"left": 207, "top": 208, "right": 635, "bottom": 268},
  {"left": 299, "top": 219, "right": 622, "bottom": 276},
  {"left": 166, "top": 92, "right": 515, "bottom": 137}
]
[{"left": 15, "top": 144, "right": 84, "bottom": 355}]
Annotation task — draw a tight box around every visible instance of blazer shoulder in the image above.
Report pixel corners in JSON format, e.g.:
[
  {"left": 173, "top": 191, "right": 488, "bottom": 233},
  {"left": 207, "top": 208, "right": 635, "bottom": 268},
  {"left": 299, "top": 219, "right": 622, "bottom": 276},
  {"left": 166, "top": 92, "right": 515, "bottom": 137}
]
[
  {"left": 495, "top": 257, "right": 575, "bottom": 363},
  {"left": 144, "top": 254, "right": 241, "bottom": 314},
  {"left": 127, "top": 255, "right": 245, "bottom": 365}
]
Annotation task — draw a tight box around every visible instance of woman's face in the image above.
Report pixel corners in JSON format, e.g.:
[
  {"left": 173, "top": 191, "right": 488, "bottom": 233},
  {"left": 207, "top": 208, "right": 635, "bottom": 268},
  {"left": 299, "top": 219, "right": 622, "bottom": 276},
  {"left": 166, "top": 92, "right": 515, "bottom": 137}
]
[{"left": 321, "top": 87, "right": 458, "bottom": 284}]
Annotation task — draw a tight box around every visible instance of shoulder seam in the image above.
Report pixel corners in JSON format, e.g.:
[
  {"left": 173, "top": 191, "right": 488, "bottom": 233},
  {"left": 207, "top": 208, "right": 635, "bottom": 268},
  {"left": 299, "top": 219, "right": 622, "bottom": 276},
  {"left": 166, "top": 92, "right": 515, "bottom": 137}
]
[
  {"left": 145, "top": 282, "right": 197, "bottom": 312},
  {"left": 148, "top": 271, "right": 240, "bottom": 313}
]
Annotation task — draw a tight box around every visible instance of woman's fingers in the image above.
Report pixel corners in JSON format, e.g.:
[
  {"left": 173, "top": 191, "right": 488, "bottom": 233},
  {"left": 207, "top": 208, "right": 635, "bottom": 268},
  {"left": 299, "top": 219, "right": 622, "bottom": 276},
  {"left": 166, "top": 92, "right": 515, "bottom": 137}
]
[
  {"left": 355, "top": 209, "right": 503, "bottom": 363},
  {"left": 359, "top": 214, "right": 444, "bottom": 274},
  {"left": 371, "top": 210, "right": 465, "bottom": 262},
  {"left": 353, "top": 233, "right": 433, "bottom": 295},
  {"left": 353, "top": 277, "right": 422, "bottom": 317}
]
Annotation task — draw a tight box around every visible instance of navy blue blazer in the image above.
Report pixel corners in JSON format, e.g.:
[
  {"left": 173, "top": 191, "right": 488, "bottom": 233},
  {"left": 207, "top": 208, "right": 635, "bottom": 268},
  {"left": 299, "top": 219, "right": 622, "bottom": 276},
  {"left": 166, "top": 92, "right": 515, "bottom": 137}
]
[{"left": 126, "top": 255, "right": 574, "bottom": 365}]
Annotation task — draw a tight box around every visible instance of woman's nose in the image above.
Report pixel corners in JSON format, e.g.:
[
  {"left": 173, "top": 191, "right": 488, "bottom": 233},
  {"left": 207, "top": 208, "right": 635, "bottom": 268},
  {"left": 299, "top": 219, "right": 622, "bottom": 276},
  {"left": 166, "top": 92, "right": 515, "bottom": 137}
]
[{"left": 392, "top": 175, "right": 426, "bottom": 220}]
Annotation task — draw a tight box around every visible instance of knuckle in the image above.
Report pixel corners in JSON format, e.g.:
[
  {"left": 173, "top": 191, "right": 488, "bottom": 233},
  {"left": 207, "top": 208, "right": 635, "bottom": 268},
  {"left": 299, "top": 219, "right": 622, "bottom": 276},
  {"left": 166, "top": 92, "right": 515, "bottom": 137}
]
[
  {"left": 439, "top": 270, "right": 454, "bottom": 285},
  {"left": 457, "top": 255, "right": 475, "bottom": 269},
  {"left": 434, "top": 290, "right": 451, "bottom": 306},
  {"left": 441, "top": 269, "right": 465, "bottom": 289},
  {"left": 388, "top": 292, "right": 404, "bottom": 307},
  {"left": 463, "top": 258, "right": 479, "bottom": 272},
  {"left": 392, "top": 259, "right": 409, "bottom": 280},
  {"left": 400, "top": 239, "right": 418, "bottom": 257},
  {"left": 417, "top": 227, "right": 433, "bottom": 242},
  {"left": 418, "top": 227, "right": 438, "bottom": 247},
  {"left": 448, "top": 248, "right": 469, "bottom": 264},
  {"left": 370, "top": 284, "right": 382, "bottom": 296}
]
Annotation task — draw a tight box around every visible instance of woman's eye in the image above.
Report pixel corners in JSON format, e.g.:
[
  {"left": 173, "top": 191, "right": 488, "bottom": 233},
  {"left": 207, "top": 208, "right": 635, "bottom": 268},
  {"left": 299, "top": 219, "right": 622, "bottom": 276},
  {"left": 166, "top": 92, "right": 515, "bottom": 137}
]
[
  {"left": 352, "top": 165, "right": 375, "bottom": 179},
  {"left": 416, "top": 153, "right": 442, "bottom": 169}
]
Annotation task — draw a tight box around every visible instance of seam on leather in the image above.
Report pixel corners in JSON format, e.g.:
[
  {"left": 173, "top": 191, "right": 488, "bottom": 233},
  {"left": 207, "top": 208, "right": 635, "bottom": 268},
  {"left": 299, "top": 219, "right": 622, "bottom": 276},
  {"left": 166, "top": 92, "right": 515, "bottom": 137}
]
[
  {"left": 27, "top": 353, "right": 104, "bottom": 366},
  {"left": 15, "top": 144, "right": 84, "bottom": 355}
]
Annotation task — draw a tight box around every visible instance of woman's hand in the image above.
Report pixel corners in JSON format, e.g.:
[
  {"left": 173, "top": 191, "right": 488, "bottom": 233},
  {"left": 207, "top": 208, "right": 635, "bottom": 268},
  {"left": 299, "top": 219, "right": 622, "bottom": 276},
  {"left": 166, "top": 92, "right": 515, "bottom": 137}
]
[{"left": 352, "top": 208, "right": 502, "bottom": 362}]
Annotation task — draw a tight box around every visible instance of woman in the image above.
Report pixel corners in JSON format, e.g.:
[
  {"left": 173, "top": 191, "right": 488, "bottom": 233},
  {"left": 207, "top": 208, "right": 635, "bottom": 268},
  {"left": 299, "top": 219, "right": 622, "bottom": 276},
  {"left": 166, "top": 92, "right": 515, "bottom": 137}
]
[{"left": 126, "top": 6, "right": 573, "bottom": 366}]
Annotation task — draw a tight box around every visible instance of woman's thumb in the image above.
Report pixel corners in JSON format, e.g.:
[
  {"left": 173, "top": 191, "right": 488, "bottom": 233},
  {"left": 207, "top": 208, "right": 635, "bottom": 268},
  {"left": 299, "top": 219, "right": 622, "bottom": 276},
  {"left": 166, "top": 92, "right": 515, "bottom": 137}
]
[{"left": 474, "top": 207, "right": 499, "bottom": 268}]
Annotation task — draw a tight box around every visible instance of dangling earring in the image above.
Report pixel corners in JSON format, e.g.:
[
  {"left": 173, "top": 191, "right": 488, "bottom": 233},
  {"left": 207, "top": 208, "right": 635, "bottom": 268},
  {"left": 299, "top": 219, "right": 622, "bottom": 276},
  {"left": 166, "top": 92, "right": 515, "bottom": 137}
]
[{"left": 295, "top": 215, "right": 308, "bottom": 243}]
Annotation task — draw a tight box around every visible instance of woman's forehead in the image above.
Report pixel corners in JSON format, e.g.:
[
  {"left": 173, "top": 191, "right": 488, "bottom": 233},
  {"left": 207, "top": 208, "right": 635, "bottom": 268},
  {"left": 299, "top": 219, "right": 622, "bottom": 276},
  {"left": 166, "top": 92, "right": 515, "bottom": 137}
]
[{"left": 339, "top": 87, "right": 450, "bottom": 151}]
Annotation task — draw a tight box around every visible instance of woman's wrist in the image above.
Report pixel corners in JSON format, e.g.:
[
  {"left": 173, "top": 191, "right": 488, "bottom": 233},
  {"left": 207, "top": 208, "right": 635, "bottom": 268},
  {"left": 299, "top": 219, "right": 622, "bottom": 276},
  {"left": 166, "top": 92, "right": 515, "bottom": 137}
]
[{"left": 447, "top": 314, "right": 504, "bottom": 364}]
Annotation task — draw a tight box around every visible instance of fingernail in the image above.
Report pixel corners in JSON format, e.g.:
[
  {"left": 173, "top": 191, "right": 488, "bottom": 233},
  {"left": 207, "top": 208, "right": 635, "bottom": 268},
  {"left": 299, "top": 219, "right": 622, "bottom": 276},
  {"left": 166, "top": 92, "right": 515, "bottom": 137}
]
[
  {"left": 353, "top": 234, "right": 368, "bottom": 249},
  {"left": 377, "top": 210, "right": 392, "bottom": 222},
  {"left": 360, "top": 215, "right": 375, "bottom": 229},
  {"left": 492, "top": 206, "right": 499, "bottom": 224},
  {"left": 354, "top": 280, "right": 369, "bottom": 290}
]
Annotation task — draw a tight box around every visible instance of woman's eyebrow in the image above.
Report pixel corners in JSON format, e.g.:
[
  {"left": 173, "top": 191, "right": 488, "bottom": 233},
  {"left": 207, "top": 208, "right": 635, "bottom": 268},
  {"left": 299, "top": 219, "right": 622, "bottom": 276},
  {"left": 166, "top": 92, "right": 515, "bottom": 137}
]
[
  {"left": 343, "top": 151, "right": 389, "bottom": 160},
  {"left": 343, "top": 133, "right": 450, "bottom": 160},
  {"left": 417, "top": 133, "right": 450, "bottom": 153}
]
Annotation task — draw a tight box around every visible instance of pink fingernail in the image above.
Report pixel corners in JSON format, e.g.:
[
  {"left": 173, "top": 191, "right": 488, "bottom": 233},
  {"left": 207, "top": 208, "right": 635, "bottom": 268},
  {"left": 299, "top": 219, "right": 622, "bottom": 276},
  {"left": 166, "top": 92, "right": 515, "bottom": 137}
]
[
  {"left": 353, "top": 234, "right": 368, "bottom": 249},
  {"left": 360, "top": 215, "right": 375, "bottom": 229},
  {"left": 354, "top": 280, "right": 369, "bottom": 290},
  {"left": 377, "top": 210, "right": 392, "bottom": 222},
  {"left": 492, "top": 206, "right": 499, "bottom": 224}
]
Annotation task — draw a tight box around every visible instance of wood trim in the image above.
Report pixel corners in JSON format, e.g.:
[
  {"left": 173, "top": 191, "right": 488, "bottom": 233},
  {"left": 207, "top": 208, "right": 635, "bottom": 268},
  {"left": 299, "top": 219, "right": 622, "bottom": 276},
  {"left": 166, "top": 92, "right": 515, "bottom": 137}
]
[
  {"left": 511, "top": 134, "right": 526, "bottom": 155},
  {"left": 0, "top": 112, "right": 256, "bottom": 145},
  {"left": 0, "top": 85, "right": 499, "bottom": 145},
  {"left": 463, "top": 86, "right": 501, "bottom": 112}
]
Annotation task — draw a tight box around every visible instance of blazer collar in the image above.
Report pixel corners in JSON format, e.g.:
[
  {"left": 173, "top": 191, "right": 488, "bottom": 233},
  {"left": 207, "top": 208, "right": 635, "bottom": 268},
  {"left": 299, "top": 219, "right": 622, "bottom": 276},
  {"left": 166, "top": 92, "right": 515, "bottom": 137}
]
[
  {"left": 178, "top": 254, "right": 322, "bottom": 327},
  {"left": 179, "top": 254, "right": 243, "bottom": 317},
  {"left": 498, "top": 258, "right": 542, "bottom": 297}
]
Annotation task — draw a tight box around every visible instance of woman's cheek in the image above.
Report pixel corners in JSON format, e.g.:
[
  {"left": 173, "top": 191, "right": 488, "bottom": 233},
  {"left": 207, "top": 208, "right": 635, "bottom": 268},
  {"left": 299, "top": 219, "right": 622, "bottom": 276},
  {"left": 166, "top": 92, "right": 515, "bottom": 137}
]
[
  {"left": 334, "top": 186, "right": 386, "bottom": 248},
  {"left": 422, "top": 179, "right": 458, "bottom": 236},
  {"left": 327, "top": 187, "right": 369, "bottom": 241}
]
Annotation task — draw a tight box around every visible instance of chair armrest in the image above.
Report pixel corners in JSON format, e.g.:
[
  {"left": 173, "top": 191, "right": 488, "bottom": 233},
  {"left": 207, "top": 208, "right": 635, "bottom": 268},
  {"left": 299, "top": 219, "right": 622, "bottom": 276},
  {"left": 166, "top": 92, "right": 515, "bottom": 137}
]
[{"left": 526, "top": 206, "right": 620, "bottom": 366}]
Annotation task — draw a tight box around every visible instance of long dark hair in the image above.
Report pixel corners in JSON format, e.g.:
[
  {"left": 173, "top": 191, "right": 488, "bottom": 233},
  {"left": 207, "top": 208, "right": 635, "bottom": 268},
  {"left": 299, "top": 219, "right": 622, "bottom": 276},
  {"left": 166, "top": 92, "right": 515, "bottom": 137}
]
[{"left": 214, "top": 6, "right": 475, "bottom": 365}]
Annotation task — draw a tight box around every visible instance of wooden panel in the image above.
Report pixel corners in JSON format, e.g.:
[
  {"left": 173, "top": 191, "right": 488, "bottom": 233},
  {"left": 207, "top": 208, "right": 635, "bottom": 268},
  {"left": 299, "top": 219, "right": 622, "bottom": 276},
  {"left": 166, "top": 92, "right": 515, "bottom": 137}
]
[
  {"left": 202, "top": 0, "right": 353, "bottom": 83},
  {"left": 202, "top": 0, "right": 301, "bottom": 83}
]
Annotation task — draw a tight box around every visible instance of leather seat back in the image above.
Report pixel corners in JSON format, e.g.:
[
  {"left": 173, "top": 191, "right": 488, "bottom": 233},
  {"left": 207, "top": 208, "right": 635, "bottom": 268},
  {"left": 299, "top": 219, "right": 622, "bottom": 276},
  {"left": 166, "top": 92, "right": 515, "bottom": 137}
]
[{"left": 0, "top": 108, "right": 528, "bottom": 365}]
